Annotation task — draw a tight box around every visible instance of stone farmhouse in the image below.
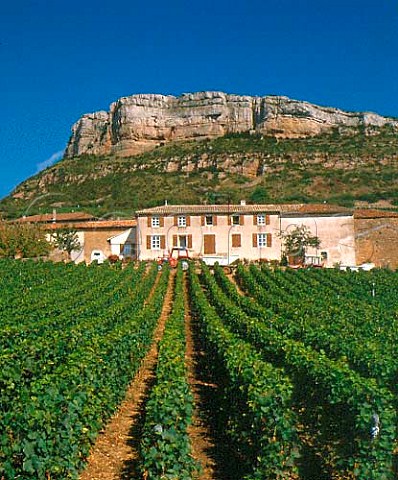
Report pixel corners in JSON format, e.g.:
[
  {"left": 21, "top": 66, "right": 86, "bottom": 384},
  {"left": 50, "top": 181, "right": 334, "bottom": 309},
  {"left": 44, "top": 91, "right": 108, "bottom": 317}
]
[
  {"left": 15, "top": 204, "right": 398, "bottom": 268},
  {"left": 136, "top": 202, "right": 357, "bottom": 268},
  {"left": 16, "top": 211, "right": 136, "bottom": 263}
]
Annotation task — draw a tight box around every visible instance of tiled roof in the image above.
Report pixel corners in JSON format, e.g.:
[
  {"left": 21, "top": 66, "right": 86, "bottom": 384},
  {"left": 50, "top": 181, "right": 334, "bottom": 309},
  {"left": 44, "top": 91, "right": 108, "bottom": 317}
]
[
  {"left": 354, "top": 209, "right": 398, "bottom": 219},
  {"left": 137, "top": 204, "right": 281, "bottom": 215},
  {"left": 280, "top": 204, "right": 352, "bottom": 216},
  {"left": 16, "top": 212, "right": 95, "bottom": 223},
  {"left": 46, "top": 220, "right": 136, "bottom": 230},
  {"left": 136, "top": 203, "right": 352, "bottom": 216}
]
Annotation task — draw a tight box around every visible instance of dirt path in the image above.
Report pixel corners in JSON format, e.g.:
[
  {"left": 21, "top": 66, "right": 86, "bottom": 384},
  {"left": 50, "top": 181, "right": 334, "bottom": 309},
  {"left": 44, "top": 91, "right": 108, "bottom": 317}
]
[
  {"left": 226, "top": 272, "right": 246, "bottom": 296},
  {"left": 79, "top": 269, "right": 175, "bottom": 480},
  {"left": 183, "top": 272, "right": 245, "bottom": 480},
  {"left": 183, "top": 273, "right": 217, "bottom": 479}
]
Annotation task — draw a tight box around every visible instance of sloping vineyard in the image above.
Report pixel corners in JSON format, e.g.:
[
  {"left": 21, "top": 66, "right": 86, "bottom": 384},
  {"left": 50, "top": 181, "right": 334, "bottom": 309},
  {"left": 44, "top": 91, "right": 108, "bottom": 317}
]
[
  {"left": 0, "top": 259, "right": 397, "bottom": 479},
  {"left": 0, "top": 260, "right": 168, "bottom": 479},
  {"left": 198, "top": 263, "right": 397, "bottom": 479}
]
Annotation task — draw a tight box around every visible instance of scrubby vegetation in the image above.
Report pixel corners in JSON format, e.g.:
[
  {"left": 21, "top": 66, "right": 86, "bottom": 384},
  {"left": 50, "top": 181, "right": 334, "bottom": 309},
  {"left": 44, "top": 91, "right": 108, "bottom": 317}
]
[{"left": 1, "top": 126, "right": 397, "bottom": 218}]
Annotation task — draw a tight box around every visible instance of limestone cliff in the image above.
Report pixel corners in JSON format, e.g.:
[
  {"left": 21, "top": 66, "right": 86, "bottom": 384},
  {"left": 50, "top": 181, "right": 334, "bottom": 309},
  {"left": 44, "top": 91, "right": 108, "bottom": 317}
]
[{"left": 65, "top": 91, "right": 398, "bottom": 158}]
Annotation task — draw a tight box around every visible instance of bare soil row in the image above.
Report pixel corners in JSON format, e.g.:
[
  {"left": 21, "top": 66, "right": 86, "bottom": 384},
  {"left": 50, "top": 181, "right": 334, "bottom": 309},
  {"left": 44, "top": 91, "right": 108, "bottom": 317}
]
[{"left": 79, "top": 270, "right": 221, "bottom": 480}]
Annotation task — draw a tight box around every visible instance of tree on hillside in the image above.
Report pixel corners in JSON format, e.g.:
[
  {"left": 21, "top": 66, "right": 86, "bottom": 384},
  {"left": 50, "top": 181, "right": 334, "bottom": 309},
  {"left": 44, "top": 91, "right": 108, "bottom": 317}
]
[
  {"left": 280, "top": 225, "right": 321, "bottom": 264},
  {"left": 52, "top": 229, "right": 81, "bottom": 258},
  {"left": 0, "top": 223, "right": 50, "bottom": 258}
]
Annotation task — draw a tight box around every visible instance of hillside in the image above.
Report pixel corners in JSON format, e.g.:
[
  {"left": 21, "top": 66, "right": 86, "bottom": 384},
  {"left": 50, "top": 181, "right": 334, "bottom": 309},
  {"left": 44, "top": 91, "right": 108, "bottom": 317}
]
[{"left": 2, "top": 126, "right": 398, "bottom": 219}]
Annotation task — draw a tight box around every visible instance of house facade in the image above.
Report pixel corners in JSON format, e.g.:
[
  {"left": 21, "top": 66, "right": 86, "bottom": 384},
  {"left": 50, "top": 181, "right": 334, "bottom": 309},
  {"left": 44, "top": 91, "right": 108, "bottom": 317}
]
[
  {"left": 16, "top": 212, "right": 137, "bottom": 263},
  {"left": 136, "top": 203, "right": 356, "bottom": 267},
  {"left": 280, "top": 205, "right": 356, "bottom": 267},
  {"left": 47, "top": 220, "right": 137, "bottom": 263}
]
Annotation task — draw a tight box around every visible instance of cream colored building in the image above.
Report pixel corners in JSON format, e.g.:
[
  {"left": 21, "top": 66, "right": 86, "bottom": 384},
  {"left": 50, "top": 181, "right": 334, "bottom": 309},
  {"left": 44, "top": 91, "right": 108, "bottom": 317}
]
[
  {"left": 17, "top": 213, "right": 137, "bottom": 263},
  {"left": 280, "top": 205, "right": 356, "bottom": 267},
  {"left": 136, "top": 203, "right": 356, "bottom": 267}
]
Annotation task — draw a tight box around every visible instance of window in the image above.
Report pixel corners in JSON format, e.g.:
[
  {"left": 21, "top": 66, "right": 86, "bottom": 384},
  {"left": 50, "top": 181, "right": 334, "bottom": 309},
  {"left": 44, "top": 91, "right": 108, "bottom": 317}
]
[
  {"left": 173, "top": 235, "right": 192, "bottom": 248},
  {"left": 232, "top": 215, "right": 240, "bottom": 226},
  {"left": 258, "top": 233, "right": 267, "bottom": 247},
  {"left": 121, "top": 243, "right": 132, "bottom": 255},
  {"left": 151, "top": 216, "right": 160, "bottom": 228},
  {"left": 151, "top": 235, "right": 161, "bottom": 250},
  {"left": 256, "top": 233, "right": 272, "bottom": 248},
  {"left": 178, "top": 215, "right": 186, "bottom": 227},
  {"left": 321, "top": 251, "right": 328, "bottom": 261},
  {"left": 231, "top": 234, "right": 241, "bottom": 248},
  {"left": 205, "top": 215, "right": 213, "bottom": 226},
  {"left": 256, "top": 214, "right": 270, "bottom": 225},
  {"left": 257, "top": 214, "right": 265, "bottom": 225},
  {"left": 204, "top": 234, "right": 216, "bottom": 254}
]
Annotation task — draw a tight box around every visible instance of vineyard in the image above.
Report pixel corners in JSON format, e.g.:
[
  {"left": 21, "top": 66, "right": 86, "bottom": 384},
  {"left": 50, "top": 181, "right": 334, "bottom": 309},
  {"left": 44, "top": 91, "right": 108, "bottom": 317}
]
[{"left": 0, "top": 259, "right": 397, "bottom": 479}]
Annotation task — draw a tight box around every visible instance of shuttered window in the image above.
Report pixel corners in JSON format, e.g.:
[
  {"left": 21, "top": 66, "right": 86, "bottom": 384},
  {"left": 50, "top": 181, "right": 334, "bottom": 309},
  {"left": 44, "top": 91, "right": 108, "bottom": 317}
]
[
  {"left": 178, "top": 215, "right": 186, "bottom": 227},
  {"left": 232, "top": 234, "right": 241, "bottom": 248},
  {"left": 148, "top": 235, "right": 165, "bottom": 250},
  {"left": 256, "top": 214, "right": 271, "bottom": 226},
  {"left": 257, "top": 233, "right": 272, "bottom": 248},
  {"left": 151, "top": 216, "right": 160, "bottom": 228},
  {"left": 203, "top": 234, "right": 216, "bottom": 254}
]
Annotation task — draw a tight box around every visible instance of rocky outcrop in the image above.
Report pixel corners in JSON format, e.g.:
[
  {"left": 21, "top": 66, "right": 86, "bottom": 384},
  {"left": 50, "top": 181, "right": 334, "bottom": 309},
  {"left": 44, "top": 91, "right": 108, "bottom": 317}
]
[{"left": 65, "top": 91, "right": 398, "bottom": 158}]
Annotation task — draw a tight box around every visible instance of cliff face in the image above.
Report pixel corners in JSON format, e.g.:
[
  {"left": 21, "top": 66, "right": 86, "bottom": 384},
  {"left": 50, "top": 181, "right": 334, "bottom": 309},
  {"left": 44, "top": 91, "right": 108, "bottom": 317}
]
[{"left": 65, "top": 91, "right": 398, "bottom": 158}]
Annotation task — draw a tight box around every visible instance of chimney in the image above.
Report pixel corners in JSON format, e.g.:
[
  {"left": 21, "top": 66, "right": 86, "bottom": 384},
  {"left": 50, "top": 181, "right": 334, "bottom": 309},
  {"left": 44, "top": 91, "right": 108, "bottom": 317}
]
[
  {"left": 165, "top": 199, "right": 168, "bottom": 206},
  {"left": 52, "top": 209, "right": 57, "bottom": 223},
  {"left": 240, "top": 200, "right": 246, "bottom": 206}
]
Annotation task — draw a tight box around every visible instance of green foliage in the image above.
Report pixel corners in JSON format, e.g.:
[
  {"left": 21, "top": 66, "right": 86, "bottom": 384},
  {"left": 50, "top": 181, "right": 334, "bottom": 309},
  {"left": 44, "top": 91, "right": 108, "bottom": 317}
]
[
  {"left": 280, "top": 225, "right": 321, "bottom": 261},
  {"left": 2, "top": 126, "right": 398, "bottom": 218},
  {"left": 189, "top": 264, "right": 300, "bottom": 479},
  {"left": 52, "top": 229, "right": 81, "bottom": 256},
  {"left": 249, "top": 185, "right": 270, "bottom": 203},
  {"left": 140, "top": 266, "right": 200, "bottom": 479},
  {"left": 0, "top": 260, "right": 168, "bottom": 479},
  {"left": 0, "top": 222, "right": 50, "bottom": 258},
  {"left": 232, "top": 264, "right": 397, "bottom": 479}
]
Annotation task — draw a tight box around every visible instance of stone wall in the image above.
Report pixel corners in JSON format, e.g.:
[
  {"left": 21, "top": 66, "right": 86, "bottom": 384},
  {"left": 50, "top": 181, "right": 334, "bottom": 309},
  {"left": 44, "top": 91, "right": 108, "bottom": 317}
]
[{"left": 355, "top": 216, "right": 398, "bottom": 269}]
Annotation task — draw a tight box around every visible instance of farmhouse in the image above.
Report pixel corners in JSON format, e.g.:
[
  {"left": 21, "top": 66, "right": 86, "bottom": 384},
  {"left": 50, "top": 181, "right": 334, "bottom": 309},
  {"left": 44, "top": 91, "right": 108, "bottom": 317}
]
[
  {"left": 136, "top": 202, "right": 356, "bottom": 267},
  {"left": 16, "top": 212, "right": 136, "bottom": 263},
  {"left": 15, "top": 204, "right": 398, "bottom": 268}
]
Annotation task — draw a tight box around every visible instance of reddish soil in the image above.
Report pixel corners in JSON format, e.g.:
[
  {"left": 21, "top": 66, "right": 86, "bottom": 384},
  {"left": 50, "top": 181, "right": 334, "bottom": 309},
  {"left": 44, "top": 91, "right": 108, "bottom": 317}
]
[
  {"left": 79, "top": 270, "right": 174, "bottom": 480},
  {"left": 183, "top": 273, "right": 217, "bottom": 479},
  {"left": 79, "top": 268, "right": 220, "bottom": 480},
  {"left": 226, "top": 272, "right": 245, "bottom": 296}
]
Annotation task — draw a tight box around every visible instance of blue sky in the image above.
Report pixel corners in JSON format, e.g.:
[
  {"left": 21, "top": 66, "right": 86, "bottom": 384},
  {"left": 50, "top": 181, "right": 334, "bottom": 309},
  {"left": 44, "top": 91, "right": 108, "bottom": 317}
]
[{"left": 1, "top": 0, "right": 397, "bottom": 199}]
